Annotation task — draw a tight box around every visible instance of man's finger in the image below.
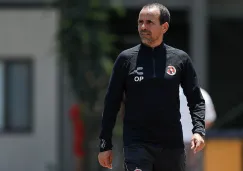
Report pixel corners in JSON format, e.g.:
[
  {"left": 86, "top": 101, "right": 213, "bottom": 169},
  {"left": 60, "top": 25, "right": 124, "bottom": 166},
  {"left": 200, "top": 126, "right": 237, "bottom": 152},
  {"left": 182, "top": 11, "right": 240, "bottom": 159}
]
[
  {"left": 191, "top": 139, "right": 195, "bottom": 149},
  {"left": 104, "top": 159, "right": 110, "bottom": 168},
  {"left": 99, "top": 159, "right": 106, "bottom": 168},
  {"left": 106, "top": 161, "right": 112, "bottom": 169},
  {"left": 194, "top": 140, "right": 203, "bottom": 153},
  {"left": 107, "top": 164, "right": 112, "bottom": 169},
  {"left": 107, "top": 154, "right": 113, "bottom": 169},
  {"left": 197, "top": 142, "right": 205, "bottom": 152},
  {"left": 194, "top": 140, "right": 200, "bottom": 152},
  {"left": 197, "top": 144, "right": 203, "bottom": 152},
  {"left": 99, "top": 156, "right": 109, "bottom": 168}
]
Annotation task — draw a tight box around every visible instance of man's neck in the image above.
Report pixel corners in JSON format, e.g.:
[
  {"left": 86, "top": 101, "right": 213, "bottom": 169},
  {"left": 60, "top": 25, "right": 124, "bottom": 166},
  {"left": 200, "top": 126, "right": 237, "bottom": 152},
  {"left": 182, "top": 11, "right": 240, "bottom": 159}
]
[{"left": 144, "top": 40, "right": 163, "bottom": 49}]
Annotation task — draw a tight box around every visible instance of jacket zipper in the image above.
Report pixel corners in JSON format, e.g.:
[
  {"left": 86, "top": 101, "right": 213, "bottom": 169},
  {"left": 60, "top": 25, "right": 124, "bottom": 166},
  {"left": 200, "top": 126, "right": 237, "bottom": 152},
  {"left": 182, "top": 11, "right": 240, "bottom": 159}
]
[{"left": 152, "top": 49, "right": 156, "bottom": 77}]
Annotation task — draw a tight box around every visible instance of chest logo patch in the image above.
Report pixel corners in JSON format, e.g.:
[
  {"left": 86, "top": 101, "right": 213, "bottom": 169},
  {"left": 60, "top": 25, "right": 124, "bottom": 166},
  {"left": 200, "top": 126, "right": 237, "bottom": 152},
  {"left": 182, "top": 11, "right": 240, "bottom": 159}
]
[
  {"left": 130, "top": 67, "right": 144, "bottom": 82},
  {"left": 166, "top": 65, "right": 176, "bottom": 76}
]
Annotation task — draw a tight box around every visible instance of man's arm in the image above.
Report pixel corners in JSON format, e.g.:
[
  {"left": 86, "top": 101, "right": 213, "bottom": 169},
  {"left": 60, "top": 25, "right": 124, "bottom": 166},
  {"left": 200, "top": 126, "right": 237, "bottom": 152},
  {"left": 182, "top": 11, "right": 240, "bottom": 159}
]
[
  {"left": 99, "top": 53, "right": 127, "bottom": 152},
  {"left": 180, "top": 53, "right": 206, "bottom": 137}
]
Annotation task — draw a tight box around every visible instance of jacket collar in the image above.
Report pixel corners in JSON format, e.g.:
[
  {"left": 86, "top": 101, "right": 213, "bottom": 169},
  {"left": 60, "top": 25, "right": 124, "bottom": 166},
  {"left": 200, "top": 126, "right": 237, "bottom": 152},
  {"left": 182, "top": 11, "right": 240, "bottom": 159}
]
[{"left": 140, "top": 41, "right": 165, "bottom": 52}]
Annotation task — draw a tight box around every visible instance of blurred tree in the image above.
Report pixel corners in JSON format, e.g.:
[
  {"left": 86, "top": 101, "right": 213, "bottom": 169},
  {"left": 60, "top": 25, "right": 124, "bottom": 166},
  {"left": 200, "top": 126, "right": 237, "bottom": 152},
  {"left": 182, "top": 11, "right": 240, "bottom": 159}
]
[{"left": 57, "top": 0, "right": 125, "bottom": 170}]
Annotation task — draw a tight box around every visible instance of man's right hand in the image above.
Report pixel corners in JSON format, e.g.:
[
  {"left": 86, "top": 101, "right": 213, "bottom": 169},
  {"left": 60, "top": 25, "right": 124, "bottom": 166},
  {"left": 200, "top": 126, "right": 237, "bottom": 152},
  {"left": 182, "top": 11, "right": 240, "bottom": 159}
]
[{"left": 98, "top": 150, "right": 113, "bottom": 169}]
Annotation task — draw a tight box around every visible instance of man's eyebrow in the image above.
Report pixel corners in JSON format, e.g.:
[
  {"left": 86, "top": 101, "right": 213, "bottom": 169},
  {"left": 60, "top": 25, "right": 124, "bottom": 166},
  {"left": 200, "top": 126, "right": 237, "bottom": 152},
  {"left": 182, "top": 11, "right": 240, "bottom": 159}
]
[
  {"left": 147, "top": 19, "right": 153, "bottom": 22},
  {"left": 138, "top": 19, "right": 154, "bottom": 22}
]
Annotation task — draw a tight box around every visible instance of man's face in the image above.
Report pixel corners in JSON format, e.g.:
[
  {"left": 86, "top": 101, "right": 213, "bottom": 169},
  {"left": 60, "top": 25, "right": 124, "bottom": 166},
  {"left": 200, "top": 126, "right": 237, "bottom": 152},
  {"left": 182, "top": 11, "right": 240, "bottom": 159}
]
[{"left": 138, "top": 7, "right": 168, "bottom": 47}]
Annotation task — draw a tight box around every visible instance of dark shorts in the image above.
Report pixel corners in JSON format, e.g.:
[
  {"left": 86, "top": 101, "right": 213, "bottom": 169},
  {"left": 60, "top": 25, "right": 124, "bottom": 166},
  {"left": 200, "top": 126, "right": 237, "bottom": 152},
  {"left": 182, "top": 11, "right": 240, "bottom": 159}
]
[{"left": 123, "top": 143, "right": 186, "bottom": 171}]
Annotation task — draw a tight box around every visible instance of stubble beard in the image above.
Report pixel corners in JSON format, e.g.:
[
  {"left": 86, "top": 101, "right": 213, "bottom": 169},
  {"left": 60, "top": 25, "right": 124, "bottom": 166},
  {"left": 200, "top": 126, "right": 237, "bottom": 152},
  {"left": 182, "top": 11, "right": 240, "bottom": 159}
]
[
  {"left": 140, "top": 36, "right": 154, "bottom": 46},
  {"left": 140, "top": 35, "right": 160, "bottom": 47}
]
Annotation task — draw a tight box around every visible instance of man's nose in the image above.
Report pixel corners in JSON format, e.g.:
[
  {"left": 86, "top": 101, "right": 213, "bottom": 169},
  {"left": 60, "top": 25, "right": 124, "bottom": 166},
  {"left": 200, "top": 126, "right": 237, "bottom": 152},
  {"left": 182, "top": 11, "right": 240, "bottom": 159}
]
[{"left": 141, "top": 23, "right": 146, "bottom": 30}]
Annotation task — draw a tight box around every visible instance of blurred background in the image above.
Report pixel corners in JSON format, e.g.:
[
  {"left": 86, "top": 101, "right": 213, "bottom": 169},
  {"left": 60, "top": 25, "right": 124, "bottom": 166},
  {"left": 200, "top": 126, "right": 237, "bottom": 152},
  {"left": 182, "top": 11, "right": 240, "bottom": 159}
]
[{"left": 0, "top": 0, "right": 242, "bottom": 171}]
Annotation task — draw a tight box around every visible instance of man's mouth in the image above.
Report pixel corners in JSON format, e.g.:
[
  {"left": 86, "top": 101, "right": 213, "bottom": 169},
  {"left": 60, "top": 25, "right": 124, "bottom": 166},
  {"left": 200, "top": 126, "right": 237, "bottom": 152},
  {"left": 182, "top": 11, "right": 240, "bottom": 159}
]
[{"left": 140, "top": 32, "right": 150, "bottom": 36}]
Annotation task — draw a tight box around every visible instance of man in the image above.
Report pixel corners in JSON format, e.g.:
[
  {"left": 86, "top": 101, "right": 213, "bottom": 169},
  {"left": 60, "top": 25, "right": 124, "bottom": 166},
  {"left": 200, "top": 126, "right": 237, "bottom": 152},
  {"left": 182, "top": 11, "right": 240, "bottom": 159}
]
[
  {"left": 98, "top": 3, "right": 206, "bottom": 171},
  {"left": 180, "top": 86, "right": 216, "bottom": 171}
]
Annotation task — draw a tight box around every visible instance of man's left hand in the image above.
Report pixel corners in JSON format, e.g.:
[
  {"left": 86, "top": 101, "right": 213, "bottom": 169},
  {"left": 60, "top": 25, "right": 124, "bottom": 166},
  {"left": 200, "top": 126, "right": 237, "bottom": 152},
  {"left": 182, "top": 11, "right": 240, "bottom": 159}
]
[{"left": 191, "top": 133, "right": 205, "bottom": 154}]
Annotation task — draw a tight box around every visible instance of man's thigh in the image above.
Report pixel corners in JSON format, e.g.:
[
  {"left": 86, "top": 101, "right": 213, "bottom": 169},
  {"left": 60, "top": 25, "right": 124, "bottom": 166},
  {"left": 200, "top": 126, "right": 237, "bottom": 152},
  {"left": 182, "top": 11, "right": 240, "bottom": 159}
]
[
  {"left": 153, "top": 148, "right": 186, "bottom": 171},
  {"left": 123, "top": 144, "right": 154, "bottom": 171}
]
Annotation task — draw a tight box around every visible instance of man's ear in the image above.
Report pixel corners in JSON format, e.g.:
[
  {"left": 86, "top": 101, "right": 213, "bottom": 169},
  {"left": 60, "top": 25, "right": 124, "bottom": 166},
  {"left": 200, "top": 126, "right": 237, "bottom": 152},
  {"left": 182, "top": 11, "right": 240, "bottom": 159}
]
[{"left": 162, "top": 22, "right": 169, "bottom": 34}]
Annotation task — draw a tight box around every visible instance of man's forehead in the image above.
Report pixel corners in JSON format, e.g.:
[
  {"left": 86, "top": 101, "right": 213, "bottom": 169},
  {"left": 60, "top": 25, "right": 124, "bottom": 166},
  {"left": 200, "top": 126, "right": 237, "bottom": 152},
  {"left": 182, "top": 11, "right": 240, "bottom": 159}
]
[{"left": 139, "top": 7, "right": 160, "bottom": 19}]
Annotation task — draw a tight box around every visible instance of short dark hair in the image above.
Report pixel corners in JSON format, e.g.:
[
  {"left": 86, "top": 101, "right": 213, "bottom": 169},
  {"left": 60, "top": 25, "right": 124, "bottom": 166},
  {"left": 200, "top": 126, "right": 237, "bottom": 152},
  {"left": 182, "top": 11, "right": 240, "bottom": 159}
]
[{"left": 142, "top": 3, "right": 170, "bottom": 25}]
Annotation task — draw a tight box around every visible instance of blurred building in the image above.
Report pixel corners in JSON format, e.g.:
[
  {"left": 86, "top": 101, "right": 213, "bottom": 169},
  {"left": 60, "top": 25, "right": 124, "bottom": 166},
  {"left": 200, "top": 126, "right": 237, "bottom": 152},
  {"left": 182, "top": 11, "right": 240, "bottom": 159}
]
[
  {"left": 0, "top": 1, "right": 60, "bottom": 171},
  {"left": 0, "top": 0, "right": 241, "bottom": 171}
]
